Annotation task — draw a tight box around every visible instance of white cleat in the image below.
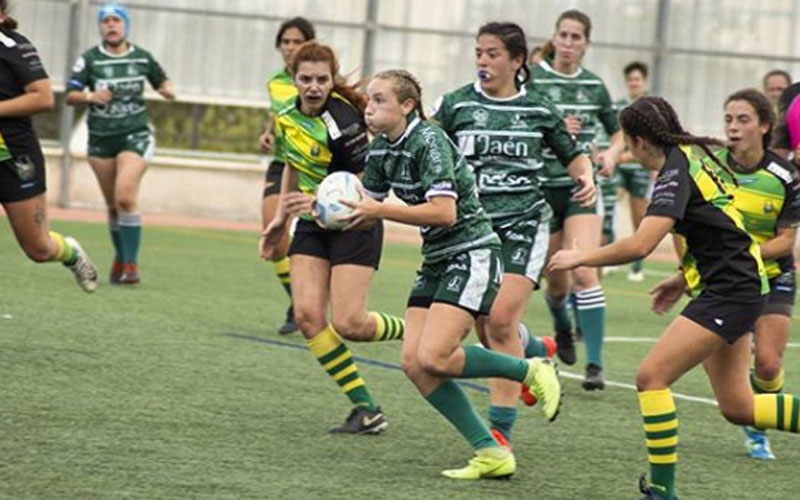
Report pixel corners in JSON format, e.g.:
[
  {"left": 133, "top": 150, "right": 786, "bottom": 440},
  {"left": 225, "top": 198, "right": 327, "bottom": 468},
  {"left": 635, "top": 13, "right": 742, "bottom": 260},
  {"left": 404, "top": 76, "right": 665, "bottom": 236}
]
[
  {"left": 64, "top": 237, "right": 99, "bottom": 293},
  {"left": 627, "top": 270, "right": 645, "bottom": 282}
]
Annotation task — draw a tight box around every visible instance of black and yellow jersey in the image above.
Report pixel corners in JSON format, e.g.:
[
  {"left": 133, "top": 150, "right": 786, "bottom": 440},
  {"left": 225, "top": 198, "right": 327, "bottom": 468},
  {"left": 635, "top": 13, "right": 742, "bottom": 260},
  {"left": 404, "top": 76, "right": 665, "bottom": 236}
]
[
  {"left": 274, "top": 92, "right": 369, "bottom": 218},
  {"left": 646, "top": 145, "right": 768, "bottom": 298},
  {"left": 715, "top": 148, "right": 800, "bottom": 279}
]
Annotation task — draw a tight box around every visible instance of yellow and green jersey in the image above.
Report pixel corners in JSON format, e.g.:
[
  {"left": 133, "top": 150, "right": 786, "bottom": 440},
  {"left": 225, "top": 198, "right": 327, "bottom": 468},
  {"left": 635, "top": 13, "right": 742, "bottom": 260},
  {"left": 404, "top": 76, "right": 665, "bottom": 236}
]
[
  {"left": 67, "top": 44, "right": 167, "bottom": 137},
  {"left": 528, "top": 60, "right": 619, "bottom": 188},
  {"left": 715, "top": 148, "right": 800, "bottom": 278},
  {"left": 274, "top": 92, "right": 369, "bottom": 220},
  {"left": 267, "top": 68, "right": 296, "bottom": 163},
  {"left": 647, "top": 145, "right": 768, "bottom": 298}
]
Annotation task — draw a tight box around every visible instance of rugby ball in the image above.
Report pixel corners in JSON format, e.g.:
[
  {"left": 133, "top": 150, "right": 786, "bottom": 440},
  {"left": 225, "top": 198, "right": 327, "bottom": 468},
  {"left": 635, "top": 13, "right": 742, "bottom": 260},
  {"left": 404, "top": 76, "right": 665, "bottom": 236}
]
[{"left": 315, "top": 171, "right": 362, "bottom": 230}]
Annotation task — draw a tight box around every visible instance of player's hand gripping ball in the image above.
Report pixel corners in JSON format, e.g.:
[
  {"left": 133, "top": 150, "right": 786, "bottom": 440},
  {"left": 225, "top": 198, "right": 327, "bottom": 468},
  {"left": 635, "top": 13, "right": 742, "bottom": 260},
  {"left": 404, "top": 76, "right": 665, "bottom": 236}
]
[{"left": 315, "top": 171, "right": 363, "bottom": 230}]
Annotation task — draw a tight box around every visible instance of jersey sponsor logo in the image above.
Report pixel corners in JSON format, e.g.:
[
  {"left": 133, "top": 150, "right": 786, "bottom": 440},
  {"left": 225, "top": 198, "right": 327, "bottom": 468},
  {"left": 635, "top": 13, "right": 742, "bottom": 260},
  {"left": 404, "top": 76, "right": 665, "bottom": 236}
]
[
  {"left": 478, "top": 171, "right": 533, "bottom": 190},
  {"left": 413, "top": 274, "right": 427, "bottom": 290},
  {"left": 12, "top": 155, "right": 36, "bottom": 182},
  {"left": 446, "top": 275, "right": 464, "bottom": 292},
  {"left": 103, "top": 67, "right": 114, "bottom": 78},
  {"left": 713, "top": 317, "right": 724, "bottom": 326},
  {"left": 575, "top": 88, "right": 589, "bottom": 103},
  {"left": 510, "top": 247, "right": 528, "bottom": 265},
  {"left": 445, "top": 261, "right": 469, "bottom": 273},
  {"left": 763, "top": 201, "right": 775, "bottom": 214},
  {"left": 321, "top": 110, "right": 342, "bottom": 140},
  {"left": 474, "top": 135, "right": 530, "bottom": 157},
  {"left": 420, "top": 126, "right": 445, "bottom": 174},
  {"left": 310, "top": 144, "right": 321, "bottom": 157},
  {"left": 472, "top": 108, "right": 489, "bottom": 127},
  {"left": 548, "top": 87, "right": 561, "bottom": 102},
  {"left": 430, "top": 181, "right": 455, "bottom": 192},
  {"left": 766, "top": 162, "right": 793, "bottom": 184},
  {"left": 510, "top": 113, "right": 528, "bottom": 130}
]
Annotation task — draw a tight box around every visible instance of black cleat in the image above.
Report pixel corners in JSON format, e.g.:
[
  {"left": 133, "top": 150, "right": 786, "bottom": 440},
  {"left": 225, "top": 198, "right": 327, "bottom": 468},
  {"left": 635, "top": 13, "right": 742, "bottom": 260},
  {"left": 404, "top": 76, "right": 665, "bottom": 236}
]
[
  {"left": 582, "top": 363, "right": 606, "bottom": 391},
  {"left": 328, "top": 406, "right": 388, "bottom": 435},
  {"left": 638, "top": 474, "right": 675, "bottom": 500},
  {"left": 554, "top": 328, "right": 577, "bottom": 365},
  {"left": 278, "top": 306, "right": 298, "bottom": 335}
]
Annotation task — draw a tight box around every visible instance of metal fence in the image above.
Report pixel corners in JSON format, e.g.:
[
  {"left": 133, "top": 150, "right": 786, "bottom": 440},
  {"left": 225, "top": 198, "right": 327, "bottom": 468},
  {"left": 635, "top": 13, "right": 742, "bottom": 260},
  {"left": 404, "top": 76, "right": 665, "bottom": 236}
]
[{"left": 18, "top": 0, "right": 800, "bottom": 146}]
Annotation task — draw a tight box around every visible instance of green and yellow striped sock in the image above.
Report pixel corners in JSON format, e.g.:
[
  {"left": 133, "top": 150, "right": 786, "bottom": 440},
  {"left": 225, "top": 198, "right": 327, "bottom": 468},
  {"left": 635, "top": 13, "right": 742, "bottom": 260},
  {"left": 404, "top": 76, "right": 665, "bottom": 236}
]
[
  {"left": 369, "top": 311, "right": 405, "bottom": 341},
  {"left": 639, "top": 389, "right": 678, "bottom": 500},
  {"left": 49, "top": 231, "right": 77, "bottom": 266},
  {"left": 307, "top": 325, "right": 376, "bottom": 410},
  {"left": 273, "top": 256, "right": 292, "bottom": 297},
  {"left": 752, "top": 369, "right": 785, "bottom": 394},
  {"left": 754, "top": 394, "right": 800, "bottom": 432}
]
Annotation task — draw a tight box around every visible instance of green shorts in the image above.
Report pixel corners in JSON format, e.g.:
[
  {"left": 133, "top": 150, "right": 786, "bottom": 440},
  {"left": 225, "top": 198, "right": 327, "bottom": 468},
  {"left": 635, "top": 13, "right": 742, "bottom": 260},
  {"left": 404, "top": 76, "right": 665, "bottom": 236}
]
[
  {"left": 494, "top": 209, "right": 551, "bottom": 286},
  {"left": 543, "top": 183, "right": 603, "bottom": 233},
  {"left": 407, "top": 246, "right": 503, "bottom": 318},
  {"left": 617, "top": 164, "right": 652, "bottom": 199},
  {"left": 88, "top": 127, "right": 155, "bottom": 160}
]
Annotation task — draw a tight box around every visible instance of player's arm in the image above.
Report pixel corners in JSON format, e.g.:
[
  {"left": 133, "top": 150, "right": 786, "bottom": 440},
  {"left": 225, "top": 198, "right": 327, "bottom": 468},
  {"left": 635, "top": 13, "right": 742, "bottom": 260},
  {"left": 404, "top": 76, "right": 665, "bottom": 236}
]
[
  {"left": 760, "top": 226, "right": 797, "bottom": 261},
  {"left": 157, "top": 80, "right": 176, "bottom": 101},
  {"left": 0, "top": 79, "right": 53, "bottom": 116},
  {"left": 259, "top": 115, "right": 276, "bottom": 153},
  {"left": 346, "top": 191, "right": 456, "bottom": 228},
  {"left": 544, "top": 110, "right": 596, "bottom": 207}
]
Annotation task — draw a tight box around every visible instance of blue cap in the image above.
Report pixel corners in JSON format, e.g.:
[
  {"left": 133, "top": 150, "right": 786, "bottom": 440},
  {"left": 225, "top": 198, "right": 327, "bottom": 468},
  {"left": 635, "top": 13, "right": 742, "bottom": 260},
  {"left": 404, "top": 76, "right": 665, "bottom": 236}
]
[{"left": 97, "top": 3, "right": 130, "bottom": 38}]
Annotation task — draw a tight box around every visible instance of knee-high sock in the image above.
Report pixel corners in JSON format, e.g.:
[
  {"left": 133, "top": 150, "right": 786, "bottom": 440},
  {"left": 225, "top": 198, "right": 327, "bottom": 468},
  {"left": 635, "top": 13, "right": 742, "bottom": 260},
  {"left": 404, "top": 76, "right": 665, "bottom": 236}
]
[
  {"left": 118, "top": 211, "right": 142, "bottom": 265},
  {"left": 519, "top": 323, "right": 551, "bottom": 358},
  {"left": 109, "top": 217, "right": 123, "bottom": 263},
  {"left": 545, "top": 293, "right": 572, "bottom": 332},
  {"left": 426, "top": 380, "right": 497, "bottom": 450},
  {"left": 307, "top": 325, "right": 376, "bottom": 410},
  {"left": 272, "top": 256, "right": 291, "bottom": 298},
  {"left": 575, "top": 286, "right": 606, "bottom": 366},
  {"left": 368, "top": 311, "right": 405, "bottom": 341},
  {"left": 639, "top": 389, "right": 678, "bottom": 500},
  {"left": 754, "top": 394, "right": 800, "bottom": 433},
  {"left": 49, "top": 231, "right": 77, "bottom": 266},
  {"left": 488, "top": 405, "right": 518, "bottom": 441},
  {"left": 461, "top": 346, "right": 528, "bottom": 381},
  {"left": 752, "top": 369, "right": 785, "bottom": 395}
]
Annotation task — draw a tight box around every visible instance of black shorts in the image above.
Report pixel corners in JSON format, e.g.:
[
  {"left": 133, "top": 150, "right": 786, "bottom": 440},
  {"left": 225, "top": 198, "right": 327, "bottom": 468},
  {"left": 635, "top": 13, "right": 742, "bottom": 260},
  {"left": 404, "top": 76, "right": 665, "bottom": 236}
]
[
  {"left": 681, "top": 292, "right": 767, "bottom": 344},
  {"left": 763, "top": 272, "right": 795, "bottom": 317},
  {"left": 263, "top": 160, "right": 285, "bottom": 198},
  {"left": 0, "top": 139, "right": 46, "bottom": 204},
  {"left": 288, "top": 218, "right": 383, "bottom": 269}
]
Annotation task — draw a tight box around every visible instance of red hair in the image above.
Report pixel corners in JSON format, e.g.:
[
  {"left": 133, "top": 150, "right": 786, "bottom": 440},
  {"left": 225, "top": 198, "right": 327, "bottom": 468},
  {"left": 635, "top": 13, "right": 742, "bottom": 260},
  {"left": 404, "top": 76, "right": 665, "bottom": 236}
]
[{"left": 290, "top": 41, "right": 366, "bottom": 113}]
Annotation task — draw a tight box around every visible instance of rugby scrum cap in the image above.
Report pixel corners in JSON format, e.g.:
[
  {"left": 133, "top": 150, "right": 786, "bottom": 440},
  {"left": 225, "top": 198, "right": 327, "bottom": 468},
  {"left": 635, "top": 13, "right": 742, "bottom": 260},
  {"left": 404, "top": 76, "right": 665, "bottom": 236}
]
[{"left": 97, "top": 3, "right": 130, "bottom": 37}]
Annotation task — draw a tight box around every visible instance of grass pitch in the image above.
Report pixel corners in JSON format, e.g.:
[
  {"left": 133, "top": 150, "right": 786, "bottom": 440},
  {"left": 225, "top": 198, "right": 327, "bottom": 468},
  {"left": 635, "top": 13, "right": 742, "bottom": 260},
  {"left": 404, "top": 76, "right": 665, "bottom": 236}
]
[{"left": 1, "top": 220, "right": 798, "bottom": 499}]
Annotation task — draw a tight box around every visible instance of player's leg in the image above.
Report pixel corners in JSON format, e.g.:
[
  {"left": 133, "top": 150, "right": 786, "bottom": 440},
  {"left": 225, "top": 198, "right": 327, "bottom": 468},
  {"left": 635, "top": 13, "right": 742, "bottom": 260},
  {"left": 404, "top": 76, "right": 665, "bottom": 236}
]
[
  {"left": 626, "top": 168, "right": 651, "bottom": 281},
  {"left": 563, "top": 211, "right": 606, "bottom": 390},
  {"left": 3, "top": 193, "right": 98, "bottom": 292},
  {"left": 635, "top": 316, "right": 726, "bottom": 500},
  {"left": 262, "top": 161, "right": 295, "bottom": 334},
  {"left": 88, "top": 154, "right": 123, "bottom": 282},
  {"left": 291, "top": 251, "right": 385, "bottom": 434},
  {"left": 114, "top": 143, "right": 149, "bottom": 284}
]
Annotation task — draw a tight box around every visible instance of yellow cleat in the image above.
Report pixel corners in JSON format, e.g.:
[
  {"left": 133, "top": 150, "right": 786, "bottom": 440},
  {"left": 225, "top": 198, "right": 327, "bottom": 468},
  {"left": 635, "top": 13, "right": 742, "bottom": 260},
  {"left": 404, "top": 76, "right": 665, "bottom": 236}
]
[
  {"left": 523, "top": 358, "right": 563, "bottom": 422},
  {"left": 441, "top": 447, "right": 515, "bottom": 480}
]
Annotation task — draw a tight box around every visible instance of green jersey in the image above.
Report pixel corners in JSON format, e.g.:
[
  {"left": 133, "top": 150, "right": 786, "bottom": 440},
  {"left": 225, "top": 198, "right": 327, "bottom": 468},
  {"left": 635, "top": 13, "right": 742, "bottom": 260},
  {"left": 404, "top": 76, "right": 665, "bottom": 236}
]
[
  {"left": 267, "top": 68, "right": 296, "bottom": 162},
  {"left": 433, "top": 81, "right": 581, "bottom": 226},
  {"left": 68, "top": 44, "right": 167, "bottom": 137},
  {"left": 614, "top": 96, "right": 643, "bottom": 172},
  {"left": 362, "top": 115, "right": 500, "bottom": 263},
  {"left": 529, "top": 60, "right": 619, "bottom": 187}
]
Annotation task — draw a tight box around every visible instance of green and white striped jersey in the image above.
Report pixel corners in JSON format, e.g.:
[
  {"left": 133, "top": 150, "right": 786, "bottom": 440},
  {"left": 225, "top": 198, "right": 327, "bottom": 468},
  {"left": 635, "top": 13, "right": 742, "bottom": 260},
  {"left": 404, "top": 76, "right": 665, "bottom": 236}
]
[
  {"left": 68, "top": 44, "right": 167, "bottom": 137},
  {"left": 433, "top": 81, "right": 581, "bottom": 226},
  {"left": 362, "top": 115, "right": 500, "bottom": 263},
  {"left": 528, "top": 60, "right": 619, "bottom": 187}
]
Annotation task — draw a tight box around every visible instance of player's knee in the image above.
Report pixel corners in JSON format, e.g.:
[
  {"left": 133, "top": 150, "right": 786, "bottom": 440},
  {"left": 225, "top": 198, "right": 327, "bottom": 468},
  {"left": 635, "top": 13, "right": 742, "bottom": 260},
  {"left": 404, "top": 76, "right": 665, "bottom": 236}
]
[
  {"left": 718, "top": 401, "right": 753, "bottom": 426},
  {"left": 331, "top": 315, "right": 369, "bottom": 340},
  {"left": 635, "top": 366, "right": 665, "bottom": 392},
  {"left": 755, "top": 357, "right": 783, "bottom": 382},
  {"left": 293, "top": 307, "right": 326, "bottom": 337},
  {"left": 486, "top": 313, "right": 517, "bottom": 344},
  {"left": 22, "top": 240, "right": 54, "bottom": 263},
  {"left": 402, "top": 353, "right": 424, "bottom": 382},
  {"left": 417, "top": 350, "right": 449, "bottom": 377},
  {"left": 573, "top": 267, "right": 599, "bottom": 289},
  {"left": 115, "top": 194, "right": 137, "bottom": 213}
]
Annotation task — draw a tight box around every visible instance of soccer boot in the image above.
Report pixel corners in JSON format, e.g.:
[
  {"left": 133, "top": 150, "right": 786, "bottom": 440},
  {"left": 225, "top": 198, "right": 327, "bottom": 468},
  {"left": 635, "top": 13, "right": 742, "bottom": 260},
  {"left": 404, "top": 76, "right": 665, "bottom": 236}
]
[
  {"left": 119, "top": 263, "right": 140, "bottom": 285},
  {"left": 278, "top": 305, "right": 298, "bottom": 335},
  {"left": 628, "top": 270, "right": 645, "bottom": 282},
  {"left": 490, "top": 428, "right": 511, "bottom": 451},
  {"left": 109, "top": 259, "right": 124, "bottom": 284},
  {"left": 328, "top": 406, "right": 387, "bottom": 435},
  {"left": 519, "top": 336, "right": 557, "bottom": 406},
  {"left": 637, "top": 474, "right": 676, "bottom": 500},
  {"left": 554, "top": 328, "right": 577, "bottom": 365},
  {"left": 582, "top": 363, "right": 606, "bottom": 391},
  {"left": 743, "top": 426, "right": 775, "bottom": 460},
  {"left": 441, "top": 447, "right": 515, "bottom": 480},
  {"left": 64, "top": 237, "right": 98, "bottom": 293},
  {"left": 522, "top": 358, "right": 563, "bottom": 422}
]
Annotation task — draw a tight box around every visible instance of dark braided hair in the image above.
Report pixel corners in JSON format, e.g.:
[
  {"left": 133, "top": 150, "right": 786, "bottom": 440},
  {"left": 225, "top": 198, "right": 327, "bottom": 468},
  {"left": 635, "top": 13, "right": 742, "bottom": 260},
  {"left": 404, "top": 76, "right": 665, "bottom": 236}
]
[
  {"left": 725, "top": 88, "right": 775, "bottom": 150},
  {"left": 620, "top": 96, "right": 737, "bottom": 187},
  {"left": 373, "top": 69, "right": 426, "bottom": 120},
  {"left": 477, "top": 22, "right": 530, "bottom": 88}
]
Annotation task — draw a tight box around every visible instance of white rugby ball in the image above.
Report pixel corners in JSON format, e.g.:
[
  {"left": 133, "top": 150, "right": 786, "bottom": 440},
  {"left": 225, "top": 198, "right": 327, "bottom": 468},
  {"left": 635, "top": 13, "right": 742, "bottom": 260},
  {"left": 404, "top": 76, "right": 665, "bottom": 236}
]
[{"left": 315, "top": 171, "right": 362, "bottom": 230}]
